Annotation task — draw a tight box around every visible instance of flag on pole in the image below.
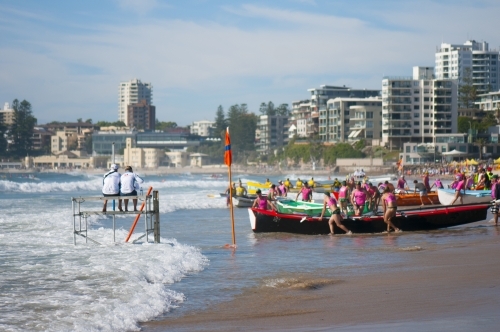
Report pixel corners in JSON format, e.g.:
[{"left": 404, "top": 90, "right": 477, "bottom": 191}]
[{"left": 224, "top": 127, "right": 232, "bottom": 167}]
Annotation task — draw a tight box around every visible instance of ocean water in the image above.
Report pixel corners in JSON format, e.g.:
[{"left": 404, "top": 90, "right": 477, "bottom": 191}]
[{"left": 0, "top": 172, "right": 495, "bottom": 331}]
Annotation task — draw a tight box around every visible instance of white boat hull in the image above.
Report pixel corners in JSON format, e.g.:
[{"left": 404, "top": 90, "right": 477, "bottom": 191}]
[
  {"left": 437, "top": 188, "right": 492, "bottom": 205},
  {"left": 232, "top": 196, "right": 254, "bottom": 208}
]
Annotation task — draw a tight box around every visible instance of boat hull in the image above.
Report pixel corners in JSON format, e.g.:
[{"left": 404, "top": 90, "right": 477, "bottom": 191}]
[
  {"left": 437, "top": 189, "right": 492, "bottom": 205},
  {"left": 232, "top": 196, "right": 255, "bottom": 208},
  {"left": 248, "top": 203, "right": 489, "bottom": 234},
  {"left": 396, "top": 192, "right": 440, "bottom": 206}
]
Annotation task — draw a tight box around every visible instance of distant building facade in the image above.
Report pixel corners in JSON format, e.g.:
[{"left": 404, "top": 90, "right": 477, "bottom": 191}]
[
  {"left": 292, "top": 86, "right": 380, "bottom": 138},
  {"left": 382, "top": 66, "right": 458, "bottom": 150},
  {"left": 0, "top": 102, "right": 15, "bottom": 125},
  {"left": 190, "top": 120, "right": 215, "bottom": 137},
  {"left": 127, "top": 100, "right": 155, "bottom": 130},
  {"left": 321, "top": 97, "right": 382, "bottom": 143},
  {"left": 256, "top": 115, "right": 289, "bottom": 155},
  {"left": 435, "top": 40, "right": 500, "bottom": 96},
  {"left": 118, "top": 79, "right": 153, "bottom": 124}
]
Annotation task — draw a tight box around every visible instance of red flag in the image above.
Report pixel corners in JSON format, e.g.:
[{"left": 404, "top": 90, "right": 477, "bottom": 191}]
[{"left": 224, "top": 128, "right": 232, "bottom": 167}]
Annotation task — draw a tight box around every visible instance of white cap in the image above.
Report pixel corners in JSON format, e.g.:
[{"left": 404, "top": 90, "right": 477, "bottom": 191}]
[{"left": 110, "top": 164, "right": 119, "bottom": 170}]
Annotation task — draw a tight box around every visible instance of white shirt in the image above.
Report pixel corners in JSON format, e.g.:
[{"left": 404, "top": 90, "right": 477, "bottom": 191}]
[
  {"left": 102, "top": 170, "right": 121, "bottom": 195},
  {"left": 120, "top": 171, "right": 144, "bottom": 194}
]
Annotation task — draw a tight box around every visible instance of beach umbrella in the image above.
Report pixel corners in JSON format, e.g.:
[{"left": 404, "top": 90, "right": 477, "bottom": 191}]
[{"left": 494, "top": 157, "right": 500, "bottom": 164}]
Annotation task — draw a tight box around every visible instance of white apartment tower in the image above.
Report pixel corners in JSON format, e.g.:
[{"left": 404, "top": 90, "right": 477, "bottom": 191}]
[
  {"left": 382, "top": 66, "right": 458, "bottom": 150},
  {"left": 435, "top": 40, "right": 500, "bottom": 96},
  {"left": 118, "top": 79, "right": 153, "bottom": 124}
]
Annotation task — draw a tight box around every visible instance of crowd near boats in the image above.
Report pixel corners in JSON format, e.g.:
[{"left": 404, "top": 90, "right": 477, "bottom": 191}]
[{"left": 219, "top": 167, "right": 500, "bottom": 235}]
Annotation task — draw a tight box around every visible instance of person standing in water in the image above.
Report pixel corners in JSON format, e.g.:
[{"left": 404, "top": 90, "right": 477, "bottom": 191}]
[
  {"left": 252, "top": 189, "right": 275, "bottom": 210},
  {"left": 295, "top": 182, "right": 313, "bottom": 202},
  {"left": 319, "top": 192, "right": 352, "bottom": 235},
  {"left": 381, "top": 187, "right": 402, "bottom": 233},
  {"left": 413, "top": 180, "right": 434, "bottom": 206}
]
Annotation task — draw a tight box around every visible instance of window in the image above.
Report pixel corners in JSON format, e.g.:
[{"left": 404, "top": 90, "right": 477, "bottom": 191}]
[
  {"left": 406, "top": 146, "right": 410, "bottom": 153},
  {"left": 414, "top": 121, "right": 420, "bottom": 125},
  {"left": 414, "top": 97, "right": 419, "bottom": 102},
  {"left": 414, "top": 105, "right": 420, "bottom": 110},
  {"left": 414, "top": 129, "right": 420, "bottom": 134},
  {"left": 414, "top": 113, "right": 420, "bottom": 118}
]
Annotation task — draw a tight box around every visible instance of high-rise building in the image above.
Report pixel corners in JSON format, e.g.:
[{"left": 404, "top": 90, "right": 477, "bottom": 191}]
[
  {"left": 381, "top": 66, "right": 458, "bottom": 150},
  {"left": 118, "top": 79, "right": 153, "bottom": 124},
  {"left": 435, "top": 40, "right": 500, "bottom": 96},
  {"left": 127, "top": 100, "right": 155, "bottom": 130}
]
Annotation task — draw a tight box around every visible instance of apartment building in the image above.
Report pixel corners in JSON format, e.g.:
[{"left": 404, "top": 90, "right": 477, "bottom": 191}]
[
  {"left": 0, "top": 102, "right": 15, "bottom": 125},
  {"left": 127, "top": 99, "right": 155, "bottom": 130},
  {"left": 477, "top": 90, "right": 500, "bottom": 112},
  {"left": 382, "top": 66, "right": 458, "bottom": 150},
  {"left": 118, "top": 79, "right": 153, "bottom": 124},
  {"left": 435, "top": 40, "right": 500, "bottom": 96},
  {"left": 123, "top": 138, "right": 164, "bottom": 168},
  {"left": 292, "top": 85, "right": 380, "bottom": 138},
  {"left": 320, "top": 97, "right": 382, "bottom": 143},
  {"left": 190, "top": 120, "right": 215, "bottom": 137},
  {"left": 256, "top": 114, "right": 289, "bottom": 155}
]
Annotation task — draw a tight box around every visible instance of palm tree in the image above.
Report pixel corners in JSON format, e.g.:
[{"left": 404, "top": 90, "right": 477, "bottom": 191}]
[{"left": 474, "top": 138, "right": 488, "bottom": 161}]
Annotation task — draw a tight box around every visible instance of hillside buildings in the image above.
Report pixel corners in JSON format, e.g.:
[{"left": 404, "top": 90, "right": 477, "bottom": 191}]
[
  {"left": 118, "top": 79, "right": 153, "bottom": 125},
  {"left": 382, "top": 66, "right": 458, "bottom": 150},
  {"left": 435, "top": 40, "right": 500, "bottom": 96}
]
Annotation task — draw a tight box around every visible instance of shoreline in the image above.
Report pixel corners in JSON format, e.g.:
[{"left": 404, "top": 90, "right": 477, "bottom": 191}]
[{"left": 144, "top": 229, "right": 500, "bottom": 331}]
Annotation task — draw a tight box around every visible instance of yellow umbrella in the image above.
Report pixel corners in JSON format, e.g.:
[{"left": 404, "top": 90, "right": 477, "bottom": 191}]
[
  {"left": 468, "top": 158, "right": 478, "bottom": 165},
  {"left": 494, "top": 157, "right": 500, "bottom": 164}
]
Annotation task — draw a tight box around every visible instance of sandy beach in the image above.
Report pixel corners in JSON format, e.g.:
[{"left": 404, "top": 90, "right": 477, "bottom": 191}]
[{"left": 145, "top": 227, "right": 500, "bottom": 331}]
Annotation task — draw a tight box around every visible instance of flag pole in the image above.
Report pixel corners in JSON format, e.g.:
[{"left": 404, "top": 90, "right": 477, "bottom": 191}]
[{"left": 224, "top": 127, "right": 236, "bottom": 248}]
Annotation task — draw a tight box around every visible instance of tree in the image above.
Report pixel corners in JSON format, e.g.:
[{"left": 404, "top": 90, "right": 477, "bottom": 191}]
[
  {"left": 84, "top": 135, "right": 93, "bottom": 154},
  {"left": 214, "top": 105, "right": 227, "bottom": 138},
  {"left": 276, "top": 103, "right": 291, "bottom": 116},
  {"left": 85, "top": 118, "right": 93, "bottom": 124},
  {"left": 10, "top": 99, "right": 37, "bottom": 157},
  {"left": 155, "top": 120, "right": 177, "bottom": 131},
  {"left": 478, "top": 112, "right": 498, "bottom": 132},
  {"left": 77, "top": 118, "right": 83, "bottom": 123},
  {"left": 323, "top": 143, "right": 364, "bottom": 166},
  {"left": 458, "top": 68, "right": 478, "bottom": 109},
  {"left": 67, "top": 135, "right": 78, "bottom": 151},
  {"left": 226, "top": 104, "right": 257, "bottom": 158},
  {"left": 474, "top": 137, "right": 488, "bottom": 160},
  {"left": 0, "top": 122, "right": 7, "bottom": 156},
  {"left": 95, "top": 120, "right": 126, "bottom": 128}
]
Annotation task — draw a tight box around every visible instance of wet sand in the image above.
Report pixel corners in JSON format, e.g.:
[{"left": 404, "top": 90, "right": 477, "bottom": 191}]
[{"left": 144, "top": 227, "right": 500, "bottom": 331}]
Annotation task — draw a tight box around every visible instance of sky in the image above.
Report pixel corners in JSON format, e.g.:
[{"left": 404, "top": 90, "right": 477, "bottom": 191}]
[{"left": 1, "top": 0, "right": 499, "bottom": 126}]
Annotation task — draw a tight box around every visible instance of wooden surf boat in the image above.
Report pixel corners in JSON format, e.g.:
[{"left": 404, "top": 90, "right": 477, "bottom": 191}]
[
  {"left": 437, "top": 188, "right": 492, "bottom": 205},
  {"left": 247, "top": 203, "right": 490, "bottom": 234},
  {"left": 395, "top": 192, "right": 440, "bottom": 206}
]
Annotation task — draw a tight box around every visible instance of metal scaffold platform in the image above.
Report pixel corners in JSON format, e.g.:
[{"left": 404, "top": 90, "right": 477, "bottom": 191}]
[{"left": 71, "top": 190, "right": 160, "bottom": 245}]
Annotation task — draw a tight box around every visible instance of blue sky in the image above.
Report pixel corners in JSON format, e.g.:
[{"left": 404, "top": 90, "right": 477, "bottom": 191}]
[{"left": 1, "top": 0, "right": 499, "bottom": 126}]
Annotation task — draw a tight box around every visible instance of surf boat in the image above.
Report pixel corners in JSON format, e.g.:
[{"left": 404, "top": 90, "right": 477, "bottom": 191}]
[
  {"left": 437, "top": 188, "right": 492, "bottom": 205},
  {"left": 395, "top": 192, "right": 440, "bottom": 206},
  {"left": 275, "top": 199, "right": 370, "bottom": 217},
  {"left": 248, "top": 203, "right": 490, "bottom": 235}
]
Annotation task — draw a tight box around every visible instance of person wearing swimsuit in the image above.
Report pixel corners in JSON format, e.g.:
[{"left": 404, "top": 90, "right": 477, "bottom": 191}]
[
  {"left": 338, "top": 181, "right": 350, "bottom": 215},
  {"left": 350, "top": 182, "right": 369, "bottom": 216},
  {"left": 381, "top": 187, "right": 402, "bottom": 233},
  {"left": 252, "top": 189, "right": 275, "bottom": 210},
  {"left": 295, "top": 182, "right": 313, "bottom": 202},
  {"left": 450, "top": 175, "right": 465, "bottom": 205},
  {"left": 319, "top": 192, "right": 352, "bottom": 235}
]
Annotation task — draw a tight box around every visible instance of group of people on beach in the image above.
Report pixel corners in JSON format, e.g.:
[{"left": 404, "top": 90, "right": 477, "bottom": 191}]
[{"left": 102, "top": 164, "right": 144, "bottom": 212}]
